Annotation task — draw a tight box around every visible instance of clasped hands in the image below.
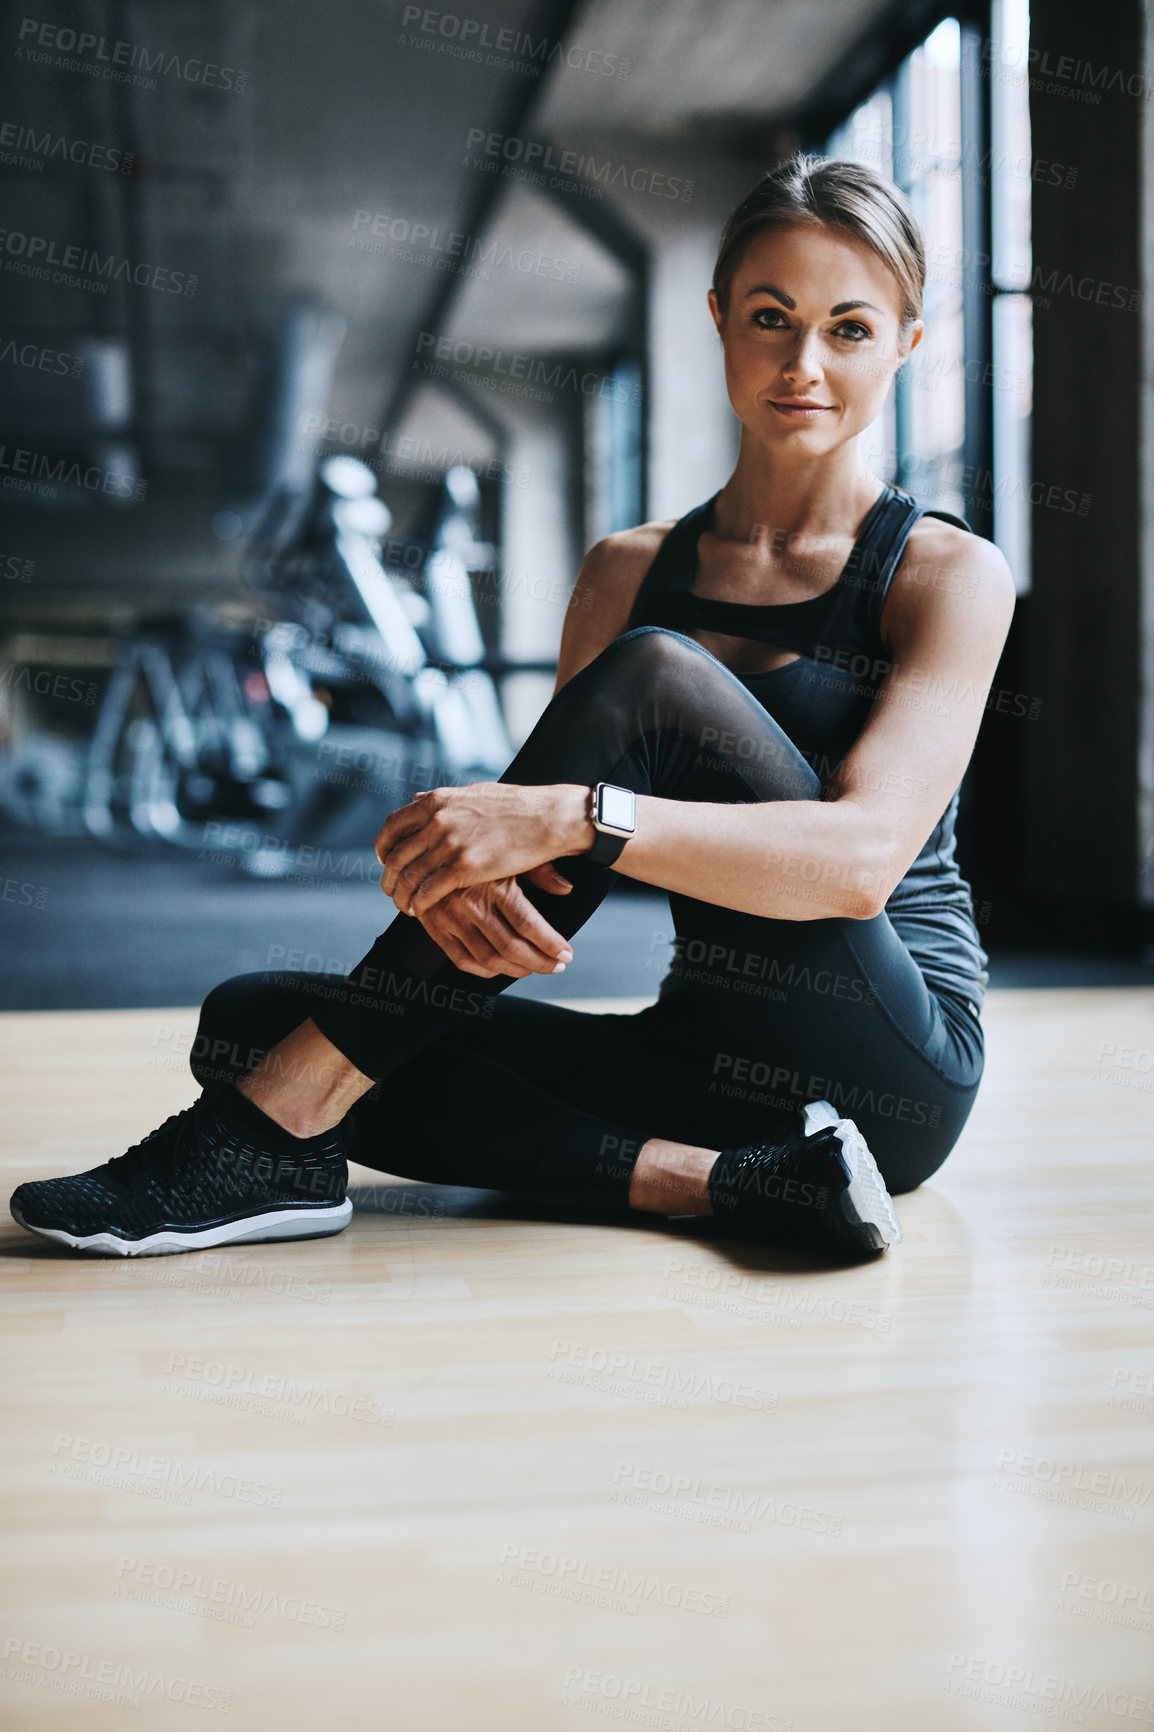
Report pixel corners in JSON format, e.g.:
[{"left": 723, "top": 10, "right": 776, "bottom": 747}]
[{"left": 374, "top": 782, "right": 594, "bottom": 980}]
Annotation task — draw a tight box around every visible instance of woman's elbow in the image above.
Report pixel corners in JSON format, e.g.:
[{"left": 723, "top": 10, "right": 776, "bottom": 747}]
[
  {"left": 840, "top": 838, "right": 901, "bottom": 920},
  {"left": 828, "top": 876, "right": 886, "bottom": 920},
  {"left": 785, "top": 871, "right": 884, "bottom": 922}
]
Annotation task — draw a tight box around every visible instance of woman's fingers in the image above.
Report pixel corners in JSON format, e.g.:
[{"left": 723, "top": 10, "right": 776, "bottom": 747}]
[
  {"left": 422, "top": 890, "right": 544, "bottom": 979},
  {"left": 373, "top": 798, "right": 430, "bottom": 866},
  {"left": 379, "top": 830, "right": 442, "bottom": 901},
  {"left": 492, "top": 881, "right": 573, "bottom": 963},
  {"left": 423, "top": 884, "right": 572, "bottom": 977},
  {"left": 378, "top": 783, "right": 573, "bottom": 908},
  {"left": 445, "top": 892, "right": 558, "bottom": 977},
  {"left": 464, "top": 916, "right": 541, "bottom": 977},
  {"left": 413, "top": 873, "right": 574, "bottom": 978},
  {"left": 403, "top": 859, "right": 466, "bottom": 917},
  {"left": 422, "top": 910, "right": 517, "bottom": 979},
  {"left": 473, "top": 918, "right": 564, "bottom": 977},
  {"left": 453, "top": 919, "right": 527, "bottom": 978},
  {"left": 524, "top": 861, "right": 574, "bottom": 896},
  {"left": 423, "top": 923, "right": 483, "bottom": 975},
  {"left": 387, "top": 825, "right": 492, "bottom": 911}
]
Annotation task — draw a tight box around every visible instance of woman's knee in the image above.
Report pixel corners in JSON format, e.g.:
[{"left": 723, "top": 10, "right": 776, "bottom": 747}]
[
  {"left": 191, "top": 975, "right": 269, "bottom": 1088},
  {"left": 596, "top": 625, "right": 718, "bottom": 683},
  {"left": 545, "top": 629, "right": 721, "bottom": 715},
  {"left": 191, "top": 970, "right": 327, "bottom": 1089},
  {"left": 877, "top": 1140, "right": 952, "bottom": 1196},
  {"left": 867, "top": 1083, "right": 980, "bottom": 1194},
  {"left": 508, "top": 628, "right": 714, "bottom": 773},
  {"left": 607, "top": 630, "right": 819, "bottom": 798},
  {"left": 511, "top": 620, "right": 818, "bottom": 806}
]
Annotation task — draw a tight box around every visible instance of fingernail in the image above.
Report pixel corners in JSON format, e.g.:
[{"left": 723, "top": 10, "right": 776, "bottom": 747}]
[{"left": 552, "top": 962, "right": 566, "bottom": 973}]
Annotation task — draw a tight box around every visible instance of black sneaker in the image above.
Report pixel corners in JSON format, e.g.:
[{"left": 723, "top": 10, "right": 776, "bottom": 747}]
[
  {"left": 9, "top": 1085, "right": 353, "bottom": 1257},
  {"left": 707, "top": 1100, "right": 902, "bottom": 1258}
]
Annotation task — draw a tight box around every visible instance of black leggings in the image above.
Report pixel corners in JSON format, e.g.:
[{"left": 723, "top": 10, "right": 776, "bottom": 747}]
[{"left": 192, "top": 628, "right": 984, "bottom": 1201}]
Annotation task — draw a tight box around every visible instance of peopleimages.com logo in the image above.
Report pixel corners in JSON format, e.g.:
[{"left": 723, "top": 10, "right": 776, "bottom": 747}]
[
  {"left": 0, "top": 1634, "right": 232, "bottom": 1713},
  {"left": 15, "top": 18, "right": 248, "bottom": 92},
  {"left": 463, "top": 127, "right": 694, "bottom": 202}
]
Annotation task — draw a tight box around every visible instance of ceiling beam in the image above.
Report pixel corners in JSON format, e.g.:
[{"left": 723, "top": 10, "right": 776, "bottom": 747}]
[{"left": 375, "top": 0, "right": 588, "bottom": 447}]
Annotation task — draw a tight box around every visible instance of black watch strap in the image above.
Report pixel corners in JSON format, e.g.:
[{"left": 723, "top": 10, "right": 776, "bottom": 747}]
[{"left": 587, "top": 826, "right": 629, "bottom": 869}]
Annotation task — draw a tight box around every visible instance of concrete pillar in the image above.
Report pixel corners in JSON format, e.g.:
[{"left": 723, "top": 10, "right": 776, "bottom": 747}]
[
  {"left": 497, "top": 390, "right": 584, "bottom": 743},
  {"left": 593, "top": 143, "right": 756, "bottom": 519}
]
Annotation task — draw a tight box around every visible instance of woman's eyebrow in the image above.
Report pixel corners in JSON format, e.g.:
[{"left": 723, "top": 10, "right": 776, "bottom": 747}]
[
  {"left": 743, "top": 282, "right": 796, "bottom": 306},
  {"left": 743, "top": 283, "right": 883, "bottom": 316}
]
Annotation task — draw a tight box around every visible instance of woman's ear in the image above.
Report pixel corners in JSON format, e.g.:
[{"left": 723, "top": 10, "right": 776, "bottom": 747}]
[
  {"left": 707, "top": 288, "right": 723, "bottom": 335},
  {"left": 896, "top": 317, "right": 925, "bottom": 368}
]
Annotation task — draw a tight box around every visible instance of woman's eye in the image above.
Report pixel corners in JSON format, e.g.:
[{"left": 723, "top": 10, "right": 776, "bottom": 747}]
[{"left": 750, "top": 309, "right": 872, "bottom": 342}]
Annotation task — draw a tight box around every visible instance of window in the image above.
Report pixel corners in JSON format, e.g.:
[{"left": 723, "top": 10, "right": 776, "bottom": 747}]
[
  {"left": 988, "top": 0, "right": 1033, "bottom": 594},
  {"left": 827, "top": 6, "right": 1033, "bottom": 590},
  {"left": 585, "top": 356, "right": 643, "bottom": 543}
]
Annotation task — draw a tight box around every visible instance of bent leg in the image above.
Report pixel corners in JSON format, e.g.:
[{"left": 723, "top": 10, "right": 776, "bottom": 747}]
[
  {"left": 193, "top": 972, "right": 674, "bottom": 1202},
  {"left": 652, "top": 895, "right": 984, "bottom": 1192},
  {"left": 308, "top": 627, "right": 821, "bottom": 1081}
]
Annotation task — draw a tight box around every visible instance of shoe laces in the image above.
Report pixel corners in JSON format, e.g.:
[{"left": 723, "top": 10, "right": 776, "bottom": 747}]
[
  {"left": 104, "top": 1092, "right": 213, "bottom": 1199},
  {"left": 716, "top": 1125, "right": 822, "bottom": 1180}
]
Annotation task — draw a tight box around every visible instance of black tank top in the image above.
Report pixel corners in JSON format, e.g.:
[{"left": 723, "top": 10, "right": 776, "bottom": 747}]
[{"left": 627, "top": 481, "right": 989, "bottom": 1013}]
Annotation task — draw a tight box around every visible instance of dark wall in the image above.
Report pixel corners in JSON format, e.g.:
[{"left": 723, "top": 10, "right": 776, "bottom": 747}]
[{"left": 1025, "top": 0, "right": 1143, "bottom": 908}]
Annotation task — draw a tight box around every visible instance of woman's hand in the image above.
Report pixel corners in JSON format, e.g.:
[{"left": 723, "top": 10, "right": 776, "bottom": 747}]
[
  {"left": 413, "top": 868, "right": 576, "bottom": 979},
  {"left": 376, "top": 782, "right": 592, "bottom": 916}
]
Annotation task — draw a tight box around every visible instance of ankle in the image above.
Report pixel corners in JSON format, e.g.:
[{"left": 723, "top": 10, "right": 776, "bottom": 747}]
[
  {"left": 628, "top": 1138, "right": 716, "bottom": 1215},
  {"left": 233, "top": 1018, "right": 374, "bottom": 1139},
  {"left": 235, "top": 1077, "right": 340, "bottom": 1141}
]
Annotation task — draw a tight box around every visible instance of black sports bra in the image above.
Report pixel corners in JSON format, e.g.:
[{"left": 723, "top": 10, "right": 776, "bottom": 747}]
[{"left": 627, "top": 481, "right": 971, "bottom": 661}]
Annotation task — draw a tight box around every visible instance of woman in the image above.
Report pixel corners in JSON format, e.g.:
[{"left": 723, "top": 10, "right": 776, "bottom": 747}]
[{"left": 11, "top": 154, "right": 1015, "bottom": 1262}]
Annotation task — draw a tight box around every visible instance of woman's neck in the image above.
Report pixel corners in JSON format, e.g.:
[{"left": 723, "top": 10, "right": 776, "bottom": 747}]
[{"left": 713, "top": 437, "right": 885, "bottom": 549}]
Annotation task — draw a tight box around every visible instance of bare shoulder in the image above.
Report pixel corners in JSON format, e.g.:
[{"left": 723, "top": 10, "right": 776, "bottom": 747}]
[
  {"left": 577, "top": 516, "right": 679, "bottom": 601},
  {"left": 555, "top": 516, "right": 679, "bottom": 686},
  {"left": 884, "top": 515, "right": 1017, "bottom": 646}
]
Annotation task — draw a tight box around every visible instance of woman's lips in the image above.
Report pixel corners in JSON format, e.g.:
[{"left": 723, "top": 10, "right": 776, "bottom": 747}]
[{"left": 769, "top": 400, "right": 832, "bottom": 419}]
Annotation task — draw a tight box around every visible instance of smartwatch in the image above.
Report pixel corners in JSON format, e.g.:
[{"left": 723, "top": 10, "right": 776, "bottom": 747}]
[{"left": 587, "top": 781, "right": 637, "bottom": 868}]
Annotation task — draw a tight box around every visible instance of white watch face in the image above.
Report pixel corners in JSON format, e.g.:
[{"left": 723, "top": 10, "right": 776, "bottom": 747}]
[{"left": 599, "top": 784, "right": 635, "bottom": 833}]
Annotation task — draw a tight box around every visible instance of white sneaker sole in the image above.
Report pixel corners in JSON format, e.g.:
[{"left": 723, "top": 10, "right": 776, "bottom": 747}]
[
  {"left": 803, "top": 1101, "right": 902, "bottom": 1250},
  {"left": 10, "top": 1198, "right": 353, "bottom": 1258}
]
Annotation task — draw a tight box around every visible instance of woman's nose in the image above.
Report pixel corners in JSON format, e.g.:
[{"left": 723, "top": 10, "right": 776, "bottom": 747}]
[{"left": 782, "top": 328, "right": 824, "bottom": 382}]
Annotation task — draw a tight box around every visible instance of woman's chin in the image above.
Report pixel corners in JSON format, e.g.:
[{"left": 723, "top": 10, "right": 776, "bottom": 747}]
[{"left": 741, "top": 414, "right": 843, "bottom": 454}]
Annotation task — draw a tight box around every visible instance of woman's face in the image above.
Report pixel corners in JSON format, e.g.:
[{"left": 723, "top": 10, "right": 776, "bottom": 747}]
[{"left": 708, "top": 220, "right": 923, "bottom": 458}]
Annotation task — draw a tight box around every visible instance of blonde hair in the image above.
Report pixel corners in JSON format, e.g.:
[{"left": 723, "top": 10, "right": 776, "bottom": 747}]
[{"left": 712, "top": 153, "right": 925, "bottom": 337}]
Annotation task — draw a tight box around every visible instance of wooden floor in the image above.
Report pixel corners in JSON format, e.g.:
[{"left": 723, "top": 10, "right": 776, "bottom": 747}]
[{"left": 1, "top": 989, "right": 1152, "bottom": 1731}]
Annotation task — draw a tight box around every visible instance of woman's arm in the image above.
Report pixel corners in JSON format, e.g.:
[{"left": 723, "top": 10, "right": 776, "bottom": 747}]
[
  {"left": 593, "top": 522, "right": 1017, "bottom": 918},
  {"left": 379, "top": 523, "right": 1016, "bottom": 923},
  {"left": 602, "top": 522, "right": 1018, "bottom": 918}
]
